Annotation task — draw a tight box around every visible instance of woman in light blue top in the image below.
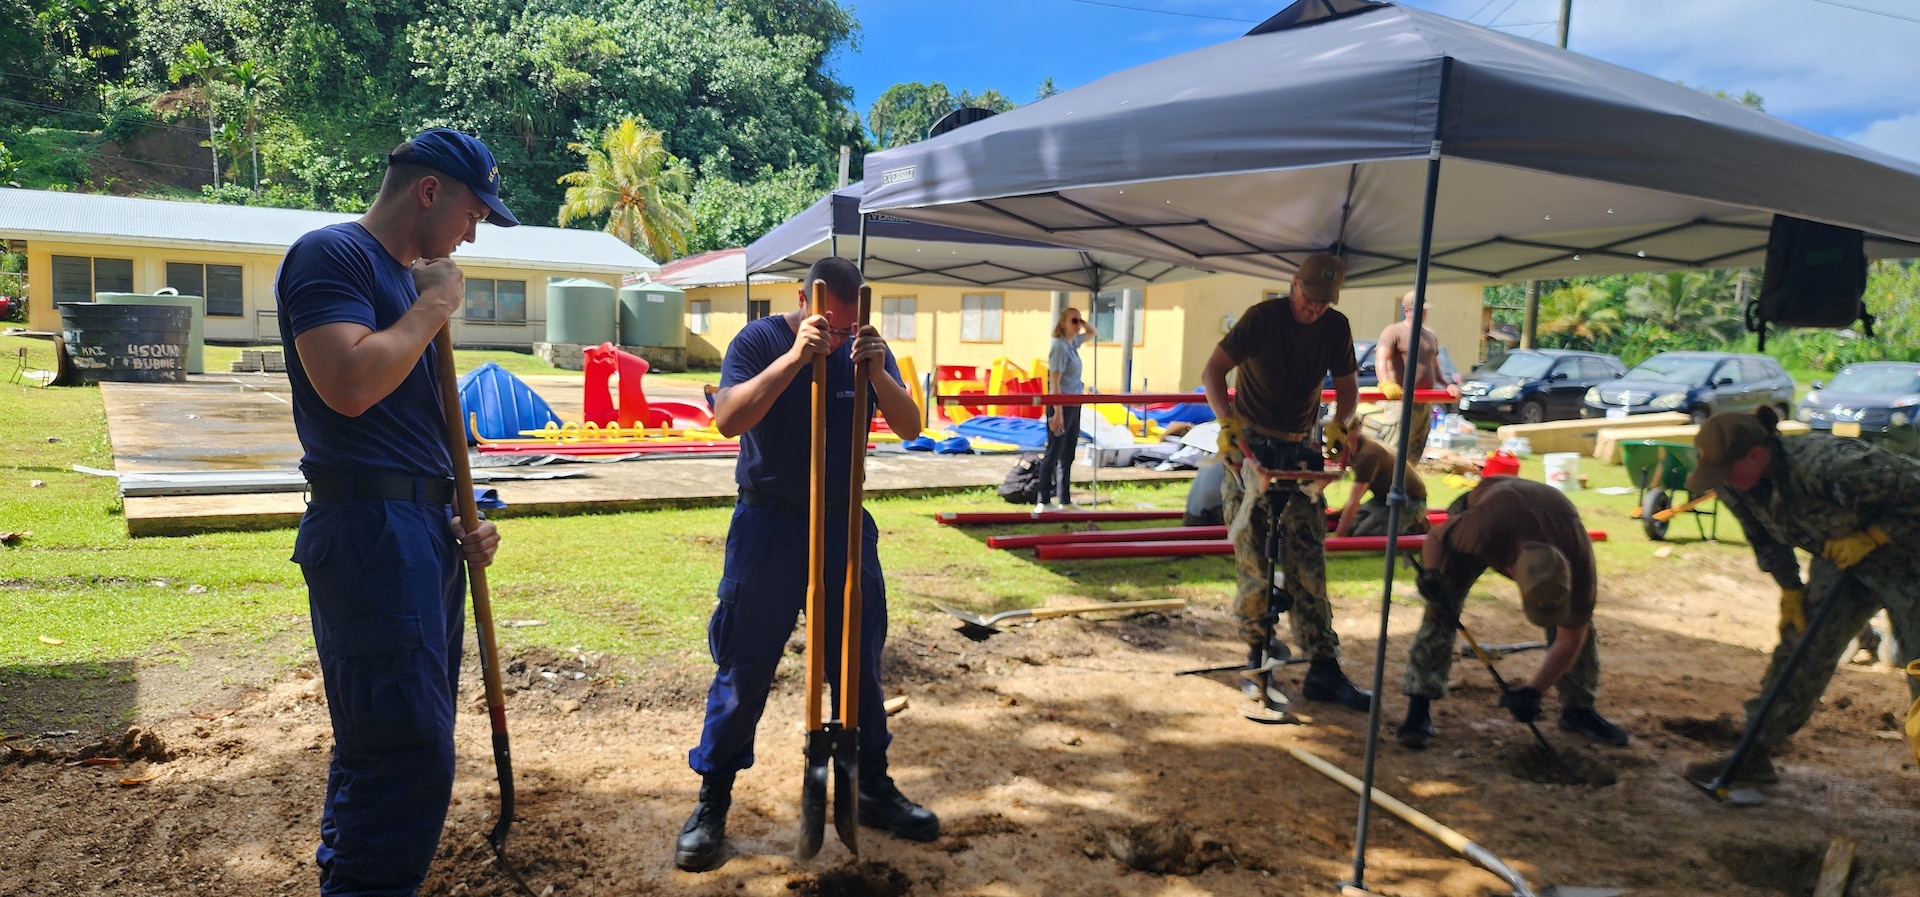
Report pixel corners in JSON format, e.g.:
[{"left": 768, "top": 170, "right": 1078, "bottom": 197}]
[{"left": 1039, "top": 307, "right": 1094, "bottom": 509}]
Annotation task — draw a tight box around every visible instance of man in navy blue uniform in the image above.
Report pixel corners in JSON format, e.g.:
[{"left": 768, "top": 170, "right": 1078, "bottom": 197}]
[
  {"left": 675, "top": 257, "right": 933, "bottom": 872},
  {"left": 278, "top": 128, "right": 506, "bottom": 896}
]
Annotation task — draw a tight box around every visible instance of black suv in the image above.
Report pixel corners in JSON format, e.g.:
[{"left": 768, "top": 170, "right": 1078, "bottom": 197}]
[
  {"left": 1581, "top": 351, "right": 1795, "bottom": 424},
  {"left": 1458, "top": 349, "right": 1627, "bottom": 424}
]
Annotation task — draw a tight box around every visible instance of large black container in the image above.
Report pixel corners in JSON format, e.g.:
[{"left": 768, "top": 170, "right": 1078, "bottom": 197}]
[{"left": 57, "top": 302, "right": 193, "bottom": 384}]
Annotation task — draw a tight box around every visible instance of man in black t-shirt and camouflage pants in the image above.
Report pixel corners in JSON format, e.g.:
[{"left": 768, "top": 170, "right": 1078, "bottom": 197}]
[{"left": 1202, "top": 252, "right": 1373, "bottom": 713}]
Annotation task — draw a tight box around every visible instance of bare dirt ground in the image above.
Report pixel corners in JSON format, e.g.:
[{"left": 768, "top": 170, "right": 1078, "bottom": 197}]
[{"left": 5, "top": 549, "right": 1919, "bottom": 897}]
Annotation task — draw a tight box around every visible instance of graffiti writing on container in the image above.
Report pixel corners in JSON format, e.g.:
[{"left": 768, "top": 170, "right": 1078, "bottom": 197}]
[{"left": 124, "top": 343, "right": 183, "bottom": 358}]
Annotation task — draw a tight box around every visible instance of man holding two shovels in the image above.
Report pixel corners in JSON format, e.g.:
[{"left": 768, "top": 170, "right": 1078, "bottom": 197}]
[{"left": 675, "top": 257, "right": 935, "bottom": 872}]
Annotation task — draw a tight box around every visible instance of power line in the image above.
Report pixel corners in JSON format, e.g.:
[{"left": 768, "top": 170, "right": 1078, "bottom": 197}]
[
  {"left": 1809, "top": 0, "right": 1920, "bottom": 25},
  {"left": 1060, "top": 0, "right": 1258, "bottom": 22}
]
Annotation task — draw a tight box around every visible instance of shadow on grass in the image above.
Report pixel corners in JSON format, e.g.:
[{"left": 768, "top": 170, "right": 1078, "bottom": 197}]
[{"left": 0, "top": 659, "right": 138, "bottom": 740}]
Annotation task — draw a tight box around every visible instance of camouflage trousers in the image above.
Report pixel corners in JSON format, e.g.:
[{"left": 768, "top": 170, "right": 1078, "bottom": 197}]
[
  {"left": 1352, "top": 496, "right": 1430, "bottom": 537},
  {"left": 1371, "top": 401, "right": 1437, "bottom": 463},
  {"left": 1746, "top": 553, "right": 1920, "bottom": 750},
  {"left": 1221, "top": 436, "right": 1341, "bottom": 662},
  {"left": 1401, "top": 555, "right": 1602, "bottom": 708}
]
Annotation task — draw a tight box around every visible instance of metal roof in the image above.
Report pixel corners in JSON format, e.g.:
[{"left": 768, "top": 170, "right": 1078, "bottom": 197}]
[
  {"left": 656, "top": 248, "right": 796, "bottom": 288},
  {"left": 0, "top": 188, "right": 658, "bottom": 276}
]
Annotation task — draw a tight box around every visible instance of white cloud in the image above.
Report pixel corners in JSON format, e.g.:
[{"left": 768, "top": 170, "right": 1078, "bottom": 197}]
[
  {"left": 1846, "top": 112, "right": 1920, "bottom": 163},
  {"left": 1408, "top": 0, "right": 1920, "bottom": 130}
]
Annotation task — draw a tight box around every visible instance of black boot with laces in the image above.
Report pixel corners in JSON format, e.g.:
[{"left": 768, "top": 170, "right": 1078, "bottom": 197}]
[{"left": 674, "top": 772, "right": 733, "bottom": 872}]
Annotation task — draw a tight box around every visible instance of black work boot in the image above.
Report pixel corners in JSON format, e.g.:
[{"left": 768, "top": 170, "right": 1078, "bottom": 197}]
[
  {"left": 858, "top": 758, "right": 940, "bottom": 842},
  {"left": 674, "top": 772, "right": 733, "bottom": 872},
  {"left": 1685, "top": 746, "right": 1778, "bottom": 786},
  {"left": 1396, "top": 696, "right": 1436, "bottom": 749},
  {"left": 1558, "top": 706, "right": 1630, "bottom": 747},
  {"left": 1302, "top": 659, "right": 1374, "bottom": 712}
]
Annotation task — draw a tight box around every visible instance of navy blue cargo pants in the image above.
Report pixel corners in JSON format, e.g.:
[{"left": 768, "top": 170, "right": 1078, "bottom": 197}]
[
  {"left": 295, "top": 498, "right": 465, "bottom": 897},
  {"left": 688, "top": 500, "right": 891, "bottom": 776}
]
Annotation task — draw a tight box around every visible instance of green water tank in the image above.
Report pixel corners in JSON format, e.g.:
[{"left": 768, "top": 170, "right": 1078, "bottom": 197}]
[
  {"left": 545, "top": 278, "right": 618, "bottom": 345},
  {"left": 94, "top": 290, "right": 205, "bottom": 374},
  {"left": 618, "top": 281, "right": 687, "bottom": 348}
]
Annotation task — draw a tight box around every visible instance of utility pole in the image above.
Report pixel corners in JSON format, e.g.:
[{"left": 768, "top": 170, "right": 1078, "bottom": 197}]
[{"left": 1520, "top": 1, "right": 1571, "bottom": 350}]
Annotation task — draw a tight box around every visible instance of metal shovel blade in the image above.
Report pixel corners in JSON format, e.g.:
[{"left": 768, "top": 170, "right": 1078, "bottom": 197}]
[
  {"left": 832, "top": 743, "right": 859, "bottom": 854},
  {"left": 797, "top": 733, "right": 830, "bottom": 860},
  {"left": 1686, "top": 774, "right": 1766, "bottom": 807}
]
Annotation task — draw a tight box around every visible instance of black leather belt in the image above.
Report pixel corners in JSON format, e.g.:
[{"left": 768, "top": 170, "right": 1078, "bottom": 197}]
[
  {"left": 307, "top": 475, "right": 456, "bottom": 504},
  {"left": 738, "top": 487, "right": 844, "bottom": 517}
]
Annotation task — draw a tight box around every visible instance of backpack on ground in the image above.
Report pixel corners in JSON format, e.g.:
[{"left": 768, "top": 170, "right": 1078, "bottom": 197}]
[{"left": 998, "top": 454, "right": 1044, "bottom": 505}]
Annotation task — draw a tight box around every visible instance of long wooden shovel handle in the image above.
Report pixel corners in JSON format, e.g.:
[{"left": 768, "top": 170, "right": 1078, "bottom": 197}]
[
  {"left": 1653, "top": 489, "right": 1716, "bottom": 522},
  {"left": 805, "top": 283, "right": 830, "bottom": 732},
  {"left": 1022, "top": 599, "right": 1187, "bottom": 621},
  {"left": 838, "top": 285, "right": 873, "bottom": 728},
  {"left": 431, "top": 326, "right": 515, "bottom": 849}
]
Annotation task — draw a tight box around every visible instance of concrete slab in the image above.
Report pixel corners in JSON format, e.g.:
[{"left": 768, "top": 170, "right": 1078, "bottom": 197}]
[{"left": 101, "top": 374, "right": 1191, "bottom": 537}]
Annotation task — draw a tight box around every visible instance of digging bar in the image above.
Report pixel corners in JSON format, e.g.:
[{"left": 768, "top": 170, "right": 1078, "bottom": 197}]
[
  {"left": 796, "top": 284, "right": 832, "bottom": 859},
  {"left": 932, "top": 598, "right": 1186, "bottom": 638},
  {"left": 433, "top": 326, "right": 537, "bottom": 897}
]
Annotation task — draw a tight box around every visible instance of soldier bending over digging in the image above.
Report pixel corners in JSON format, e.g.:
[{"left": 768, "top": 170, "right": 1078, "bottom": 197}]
[{"left": 1398, "top": 476, "right": 1629, "bottom": 749}]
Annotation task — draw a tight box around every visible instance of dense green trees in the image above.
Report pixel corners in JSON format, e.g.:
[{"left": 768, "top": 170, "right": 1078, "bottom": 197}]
[{"left": 867, "top": 82, "right": 1015, "bottom": 149}]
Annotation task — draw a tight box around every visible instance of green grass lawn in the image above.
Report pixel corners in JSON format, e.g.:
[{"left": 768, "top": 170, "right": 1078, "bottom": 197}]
[{"left": 3, "top": 331, "right": 1754, "bottom": 685}]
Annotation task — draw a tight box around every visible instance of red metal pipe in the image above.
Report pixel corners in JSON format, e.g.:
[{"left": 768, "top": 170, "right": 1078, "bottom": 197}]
[
  {"left": 1033, "top": 530, "right": 1608, "bottom": 560},
  {"left": 935, "top": 509, "right": 1185, "bottom": 526},
  {"left": 935, "top": 389, "right": 1454, "bottom": 406},
  {"left": 983, "top": 511, "right": 1455, "bottom": 550}
]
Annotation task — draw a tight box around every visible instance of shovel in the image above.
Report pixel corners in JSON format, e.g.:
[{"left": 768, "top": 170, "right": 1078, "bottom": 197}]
[
  {"left": 933, "top": 598, "right": 1186, "bottom": 639},
  {"left": 1459, "top": 624, "right": 1563, "bottom": 761},
  {"left": 1687, "top": 574, "right": 1852, "bottom": 808},
  {"left": 797, "top": 283, "right": 834, "bottom": 860}
]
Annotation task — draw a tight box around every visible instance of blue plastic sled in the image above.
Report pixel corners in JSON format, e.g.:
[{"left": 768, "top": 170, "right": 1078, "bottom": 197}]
[{"left": 458, "top": 361, "right": 561, "bottom": 444}]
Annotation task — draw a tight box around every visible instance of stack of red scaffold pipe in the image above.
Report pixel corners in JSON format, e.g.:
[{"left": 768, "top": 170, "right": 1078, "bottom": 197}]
[
  {"left": 937, "top": 508, "right": 1608, "bottom": 560},
  {"left": 933, "top": 387, "right": 1457, "bottom": 409}
]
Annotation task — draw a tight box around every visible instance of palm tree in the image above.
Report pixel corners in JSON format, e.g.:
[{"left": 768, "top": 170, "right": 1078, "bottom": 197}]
[
  {"left": 556, "top": 118, "right": 693, "bottom": 261},
  {"left": 228, "top": 59, "right": 276, "bottom": 191},
  {"left": 1539, "top": 283, "right": 1623, "bottom": 349},
  {"left": 1625, "top": 270, "right": 1740, "bottom": 343},
  {"left": 169, "top": 41, "right": 229, "bottom": 188}
]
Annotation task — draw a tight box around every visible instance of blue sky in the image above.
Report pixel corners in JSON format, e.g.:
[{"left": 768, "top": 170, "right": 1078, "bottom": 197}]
[{"left": 833, "top": 0, "right": 1920, "bottom": 162}]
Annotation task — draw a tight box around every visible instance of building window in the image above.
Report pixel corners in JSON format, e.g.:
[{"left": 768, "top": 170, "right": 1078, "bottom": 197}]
[
  {"left": 881, "top": 297, "right": 916, "bottom": 340},
  {"left": 463, "top": 278, "right": 527, "bottom": 324},
  {"left": 748, "top": 299, "right": 771, "bottom": 321},
  {"left": 688, "top": 299, "right": 711, "bottom": 335},
  {"left": 165, "top": 262, "right": 246, "bottom": 317},
  {"left": 51, "top": 255, "right": 133, "bottom": 304},
  {"left": 1092, "top": 291, "right": 1144, "bottom": 346},
  {"left": 960, "top": 293, "right": 1002, "bottom": 342}
]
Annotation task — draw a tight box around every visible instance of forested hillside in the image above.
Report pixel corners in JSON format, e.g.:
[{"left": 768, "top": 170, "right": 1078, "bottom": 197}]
[{"left": 0, "top": 0, "right": 866, "bottom": 255}]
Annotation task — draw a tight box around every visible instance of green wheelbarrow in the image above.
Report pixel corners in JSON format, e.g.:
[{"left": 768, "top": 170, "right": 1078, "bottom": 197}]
[{"left": 1620, "top": 439, "right": 1718, "bottom": 542}]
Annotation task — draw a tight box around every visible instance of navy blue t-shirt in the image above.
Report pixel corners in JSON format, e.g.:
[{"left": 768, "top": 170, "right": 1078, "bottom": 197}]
[
  {"left": 722, "top": 314, "right": 902, "bottom": 508},
  {"left": 276, "top": 222, "right": 453, "bottom": 480}
]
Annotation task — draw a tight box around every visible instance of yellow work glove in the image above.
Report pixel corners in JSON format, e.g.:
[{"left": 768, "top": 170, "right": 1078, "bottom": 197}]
[
  {"left": 1322, "top": 418, "right": 1350, "bottom": 461},
  {"left": 1822, "top": 525, "right": 1891, "bottom": 569},
  {"left": 1380, "top": 381, "right": 1404, "bottom": 401},
  {"left": 1905, "top": 659, "right": 1920, "bottom": 766},
  {"left": 1217, "top": 416, "right": 1246, "bottom": 456},
  {"left": 1777, "top": 587, "right": 1806, "bottom": 638}
]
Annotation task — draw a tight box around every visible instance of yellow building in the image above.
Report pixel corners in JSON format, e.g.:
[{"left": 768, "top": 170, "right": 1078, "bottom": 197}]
[
  {"left": 658, "top": 248, "right": 1484, "bottom": 391},
  {"left": 2, "top": 189, "right": 657, "bottom": 347}
]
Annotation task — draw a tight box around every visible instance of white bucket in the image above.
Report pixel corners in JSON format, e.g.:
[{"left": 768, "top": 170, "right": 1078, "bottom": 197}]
[{"left": 1543, "top": 452, "right": 1581, "bottom": 492}]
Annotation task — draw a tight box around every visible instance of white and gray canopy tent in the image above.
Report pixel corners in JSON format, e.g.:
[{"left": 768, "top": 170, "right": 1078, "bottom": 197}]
[{"left": 857, "top": 0, "right": 1920, "bottom": 890}]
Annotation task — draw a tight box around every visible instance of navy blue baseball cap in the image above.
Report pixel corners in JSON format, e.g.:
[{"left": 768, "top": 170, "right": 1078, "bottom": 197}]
[{"left": 388, "top": 128, "right": 520, "bottom": 227}]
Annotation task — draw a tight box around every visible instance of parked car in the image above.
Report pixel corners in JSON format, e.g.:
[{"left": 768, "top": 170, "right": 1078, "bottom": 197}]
[
  {"left": 1581, "top": 351, "right": 1794, "bottom": 424},
  {"left": 1329, "top": 340, "right": 1463, "bottom": 389},
  {"left": 1457, "top": 349, "right": 1626, "bottom": 424},
  {"left": 1794, "top": 362, "right": 1920, "bottom": 454}
]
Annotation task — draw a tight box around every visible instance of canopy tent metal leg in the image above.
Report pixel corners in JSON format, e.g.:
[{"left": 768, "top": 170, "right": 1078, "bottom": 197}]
[{"left": 1348, "top": 58, "right": 1452, "bottom": 894}]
